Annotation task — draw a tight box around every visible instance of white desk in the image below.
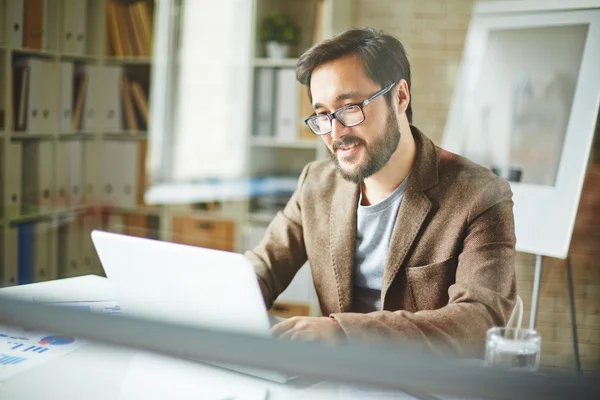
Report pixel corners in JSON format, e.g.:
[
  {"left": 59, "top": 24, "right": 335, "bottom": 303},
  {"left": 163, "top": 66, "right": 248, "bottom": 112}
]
[{"left": 0, "top": 275, "right": 341, "bottom": 400}]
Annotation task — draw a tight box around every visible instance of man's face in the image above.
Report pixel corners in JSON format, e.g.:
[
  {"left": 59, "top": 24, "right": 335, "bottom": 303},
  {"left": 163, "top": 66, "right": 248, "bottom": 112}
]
[{"left": 310, "top": 54, "right": 401, "bottom": 183}]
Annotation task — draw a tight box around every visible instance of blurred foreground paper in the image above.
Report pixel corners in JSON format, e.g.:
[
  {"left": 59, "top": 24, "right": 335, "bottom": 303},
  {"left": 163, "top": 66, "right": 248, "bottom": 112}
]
[
  {"left": 118, "top": 352, "right": 268, "bottom": 400},
  {"left": 0, "top": 324, "right": 87, "bottom": 381}
]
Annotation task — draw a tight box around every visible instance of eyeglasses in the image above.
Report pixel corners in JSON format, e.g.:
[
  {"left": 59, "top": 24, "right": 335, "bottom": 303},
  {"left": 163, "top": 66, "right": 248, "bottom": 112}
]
[{"left": 304, "top": 82, "right": 396, "bottom": 135}]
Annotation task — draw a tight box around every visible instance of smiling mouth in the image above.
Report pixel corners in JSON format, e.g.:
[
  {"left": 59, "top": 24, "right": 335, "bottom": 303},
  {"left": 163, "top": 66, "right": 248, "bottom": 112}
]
[{"left": 338, "top": 142, "right": 359, "bottom": 151}]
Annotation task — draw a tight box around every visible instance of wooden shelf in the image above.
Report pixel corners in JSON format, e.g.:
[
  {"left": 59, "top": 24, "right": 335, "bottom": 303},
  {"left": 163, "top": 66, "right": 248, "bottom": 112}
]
[
  {"left": 250, "top": 137, "right": 318, "bottom": 149},
  {"left": 59, "top": 132, "right": 95, "bottom": 140},
  {"left": 10, "top": 132, "right": 56, "bottom": 140},
  {"left": 56, "top": 206, "right": 90, "bottom": 216},
  {"left": 253, "top": 58, "right": 298, "bottom": 68},
  {"left": 12, "top": 47, "right": 57, "bottom": 58},
  {"left": 105, "top": 56, "right": 153, "bottom": 65},
  {"left": 59, "top": 53, "right": 99, "bottom": 62},
  {"left": 9, "top": 211, "right": 54, "bottom": 226},
  {"left": 102, "top": 131, "right": 148, "bottom": 140}
]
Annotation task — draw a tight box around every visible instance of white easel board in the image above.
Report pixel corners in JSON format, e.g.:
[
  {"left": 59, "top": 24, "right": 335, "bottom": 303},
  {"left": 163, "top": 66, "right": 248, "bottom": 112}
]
[{"left": 443, "top": 2, "right": 600, "bottom": 259}]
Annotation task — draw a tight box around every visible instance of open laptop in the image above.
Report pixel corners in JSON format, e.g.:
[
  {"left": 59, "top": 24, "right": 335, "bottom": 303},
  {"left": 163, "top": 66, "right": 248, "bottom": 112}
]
[{"left": 90, "top": 230, "right": 293, "bottom": 383}]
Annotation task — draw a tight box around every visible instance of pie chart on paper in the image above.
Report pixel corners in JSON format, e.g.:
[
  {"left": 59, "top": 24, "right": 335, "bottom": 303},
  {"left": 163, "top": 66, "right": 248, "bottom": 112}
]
[{"left": 38, "top": 336, "right": 75, "bottom": 346}]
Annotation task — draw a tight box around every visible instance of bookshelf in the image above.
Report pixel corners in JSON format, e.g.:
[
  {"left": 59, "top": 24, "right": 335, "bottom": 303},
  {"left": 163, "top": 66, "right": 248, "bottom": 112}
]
[
  {"left": 0, "top": 0, "right": 156, "bottom": 286},
  {"left": 1, "top": 0, "right": 355, "bottom": 318}
]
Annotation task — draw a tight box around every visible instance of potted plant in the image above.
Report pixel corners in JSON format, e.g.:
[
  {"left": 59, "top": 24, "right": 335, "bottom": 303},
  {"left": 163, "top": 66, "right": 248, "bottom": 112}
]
[{"left": 259, "top": 12, "right": 301, "bottom": 59}]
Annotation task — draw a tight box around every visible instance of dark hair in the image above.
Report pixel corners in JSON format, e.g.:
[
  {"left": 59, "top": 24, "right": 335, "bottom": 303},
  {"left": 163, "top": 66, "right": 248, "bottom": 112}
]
[{"left": 296, "top": 27, "right": 413, "bottom": 123}]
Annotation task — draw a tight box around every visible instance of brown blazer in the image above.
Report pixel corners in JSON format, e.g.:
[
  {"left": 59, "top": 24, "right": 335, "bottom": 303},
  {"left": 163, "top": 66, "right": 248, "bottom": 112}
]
[{"left": 245, "top": 126, "right": 517, "bottom": 358}]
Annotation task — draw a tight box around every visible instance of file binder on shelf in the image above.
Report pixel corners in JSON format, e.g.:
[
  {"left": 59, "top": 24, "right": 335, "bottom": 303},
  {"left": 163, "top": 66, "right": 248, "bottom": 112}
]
[
  {"left": 21, "top": 141, "right": 54, "bottom": 214},
  {"left": 8, "top": 0, "right": 24, "bottom": 48},
  {"left": 101, "top": 65, "right": 124, "bottom": 132},
  {"left": 83, "top": 141, "right": 100, "bottom": 205},
  {"left": 81, "top": 65, "right": 102, "bottom": 131},
  {"left": 274, "top": 68, "right": 300, "bottom": 142},
  {"left": 0, "top": 53, "right": 5, "bottom": 130},
  {"left": 17, "top": 222, "right": 34, "bottom": 285},
  {"left": 58, "top": 214, "right": 81, "bottom": 278},
  {"left": 56, "top": 141, "right": 84, "bottom": 209},
  {"left": 3, "top": 142, "right": 23, "bottom": 219},
  {"left": 33, "top": 220, "right": 54, "bottom": 282},
  {"left": 0, "top": 227, "right": 19, "bottom": 287},
  {"left": 81, "top": 211, "right": 102, "bottom": 275},
  {"left": 61, "top": 0, "right": 88, "bottom": 55},
  {"left": 0, "top": 0, "right": 5, "bottom": 45},
  {"left": 253, "top": 68, "right": 275, "bottom": 137},
  {"left": 23, "top": 0, "right": 44, "bottom": 50},
  {"left": 59, "top": 61, "right": 74, "bottom": 134},
  {"left": 102, "top": 141, "right": 139, "bottom": 208}
]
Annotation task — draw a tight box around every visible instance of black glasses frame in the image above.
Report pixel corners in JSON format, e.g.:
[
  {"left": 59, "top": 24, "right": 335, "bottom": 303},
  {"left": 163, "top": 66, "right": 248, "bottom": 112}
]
[{"left": 304, "top": 82, "right": 397, "bottom": 135}]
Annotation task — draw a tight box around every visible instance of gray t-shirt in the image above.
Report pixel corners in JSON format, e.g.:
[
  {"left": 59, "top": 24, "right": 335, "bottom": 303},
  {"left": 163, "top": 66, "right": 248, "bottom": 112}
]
[{"left": 354, "top": 178, "right": 408, "bottom": 313}]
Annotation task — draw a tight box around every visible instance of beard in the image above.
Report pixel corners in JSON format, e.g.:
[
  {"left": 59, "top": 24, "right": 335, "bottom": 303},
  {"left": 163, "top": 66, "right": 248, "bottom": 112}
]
[{"left": 330, "top": 111, "right": 401, "bottom": 183}]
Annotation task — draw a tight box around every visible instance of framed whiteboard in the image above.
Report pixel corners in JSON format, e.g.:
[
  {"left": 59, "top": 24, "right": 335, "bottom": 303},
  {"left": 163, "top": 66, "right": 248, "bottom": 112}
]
[{"left": 443, "top": 4, "right": 600, "bottom": 259}]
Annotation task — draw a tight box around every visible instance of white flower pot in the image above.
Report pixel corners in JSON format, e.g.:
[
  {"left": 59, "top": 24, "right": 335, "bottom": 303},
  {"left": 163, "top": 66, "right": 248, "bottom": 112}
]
[{"left": 265, "top": 41, "right": 290, "bottom": 59}]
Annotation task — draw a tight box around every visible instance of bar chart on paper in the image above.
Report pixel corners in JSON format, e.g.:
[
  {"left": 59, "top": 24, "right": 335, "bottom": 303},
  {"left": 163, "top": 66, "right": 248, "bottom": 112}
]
[
  {"left": 0, "top": 326, "right": 88, "bottom": 381},
  {"left": 0, "top": 300, "right": 122, "bottom": 380}
]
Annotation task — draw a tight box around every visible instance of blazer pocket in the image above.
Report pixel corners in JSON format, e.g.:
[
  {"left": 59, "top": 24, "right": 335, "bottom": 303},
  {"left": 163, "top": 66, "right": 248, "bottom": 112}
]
[{"left": 405, "top": 258, "right": 456, "bottom": 311}]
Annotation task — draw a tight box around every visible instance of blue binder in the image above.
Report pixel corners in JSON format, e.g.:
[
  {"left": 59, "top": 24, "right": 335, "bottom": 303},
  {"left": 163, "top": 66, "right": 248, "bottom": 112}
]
[{"left": 17, "top": 223, "right": 35, "bottom": 285}]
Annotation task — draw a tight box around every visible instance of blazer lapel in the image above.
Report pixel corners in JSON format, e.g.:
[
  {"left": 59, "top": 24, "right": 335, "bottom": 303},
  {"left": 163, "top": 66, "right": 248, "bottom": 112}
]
[
  {"left": 329, "top": 178, "right": 360, "bottom": 313},
  {"left": 381, "top": 127, "right": 439, "bottom": 303}
]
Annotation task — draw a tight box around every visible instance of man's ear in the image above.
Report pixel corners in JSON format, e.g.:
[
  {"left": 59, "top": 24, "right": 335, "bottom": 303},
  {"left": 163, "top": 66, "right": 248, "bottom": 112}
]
[{"left": 395, "top": 79, "right": 410, "bottom": 114}]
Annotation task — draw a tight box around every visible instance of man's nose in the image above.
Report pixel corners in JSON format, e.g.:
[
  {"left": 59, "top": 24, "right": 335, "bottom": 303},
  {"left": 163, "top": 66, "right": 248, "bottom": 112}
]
[{"left": 330, "top": 118, "right": 348, "bottom": 141}]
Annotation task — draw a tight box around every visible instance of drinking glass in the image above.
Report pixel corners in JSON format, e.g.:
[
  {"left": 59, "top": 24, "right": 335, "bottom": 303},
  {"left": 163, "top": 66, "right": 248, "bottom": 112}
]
[{"left": 485, "top": 327, "right": 541, "bottom": 371}]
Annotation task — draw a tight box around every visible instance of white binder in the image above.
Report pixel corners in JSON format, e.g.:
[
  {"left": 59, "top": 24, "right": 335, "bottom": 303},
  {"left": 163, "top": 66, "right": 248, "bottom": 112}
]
[
  {"left": 68, "top": 141, "right": 84, "bottom": 206},
  {"left": 2, "top": 227, "right": 19, "bottom": 286},
  {"left": 81, "top": 213, "right": 101, "bottom": 275},
  {"left": 0, "top": 0, "right": 4, "bottom": 45},
  {"left": 253, "top": 68, "right": 275, "bottom": 137},
  {"left": 33, "top": 221, "right": 53, "bottom": 282},
  {"left": 22, "top": 141, "right": 55, "bottom": 213},
  {"left": 42, "top": 0, "right": 59, "bottom": 50},
  {"left": 82, "top": 65, "right": 102, "bottom": 131},
  {"left": 101, "top": 141, "right": 118, "bottom": 207},
  {"left": 59, "top": 61, "right": 75, "bottom": 133},
  {"left": 102, "top": 141, "right": 139, "bottom": 208},
  {"left": 39, "top": 141, "right": 54, "bottom": 211},
  {"left": 61, "top": 0, "right": 88, "bottom": 55},
  {"left": 0, "top": 52, "right": 5, "bottom": 129},
  {"left": 8, "top": 0, "right": 24, "bottom": 48},
  {"left": 40, "top": 59, "right": 59, "bottom": 132},
  {"left": 274, "top": 68, "right": 299, "bottom": 142},
  {"left": 56, "top": 141, "right": 83, "bottom": 208},
  {"left": 58, "top": 214, "right": 82, "bottom": 278},
  {"left": 117, "top": 142, "right": 139, "bottom": 208},
  {"left": 83, "top": 141, "right": 99, "bottom": 203},
  {"left": 19, "top": 58, "right": 45, "bottom": 133},
  {"left": 4, "top": 142, "right": 23, "bottom": 217},
  {"left": 56, "top": 142, "right": 70, "bottom": 210},
  {"left": 101, "top": 66, "right": 124, "bottom": 132}
]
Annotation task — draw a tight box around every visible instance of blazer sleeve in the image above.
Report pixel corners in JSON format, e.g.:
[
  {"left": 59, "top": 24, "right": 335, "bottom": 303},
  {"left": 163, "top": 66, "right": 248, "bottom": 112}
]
[
  {"left": 244, "top": 164, "right": 311, "bottom": 309},
  {"left": 330, "top": 179, "right": 517, "bottom": 358}
]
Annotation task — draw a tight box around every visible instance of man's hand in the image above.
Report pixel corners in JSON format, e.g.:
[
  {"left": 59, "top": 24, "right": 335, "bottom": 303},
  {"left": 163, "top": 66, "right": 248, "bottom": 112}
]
[{"left": 271, "top": 316, "right": 345, "bottom": 343}]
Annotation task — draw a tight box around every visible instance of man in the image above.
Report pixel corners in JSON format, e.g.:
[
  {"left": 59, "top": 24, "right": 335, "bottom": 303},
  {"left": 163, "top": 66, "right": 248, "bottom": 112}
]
[{"left": 245, "top": 27, "right": 517, "bottom": 358}]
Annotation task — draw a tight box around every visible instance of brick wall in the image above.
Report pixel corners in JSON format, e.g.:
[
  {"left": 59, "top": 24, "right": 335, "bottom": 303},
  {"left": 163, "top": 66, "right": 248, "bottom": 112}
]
[
  {"left": 353, "top": 0, "right": 474, "bottom": 144},
  {"left": 351, "top": 0, "right": 600, "bottom": 371}
]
